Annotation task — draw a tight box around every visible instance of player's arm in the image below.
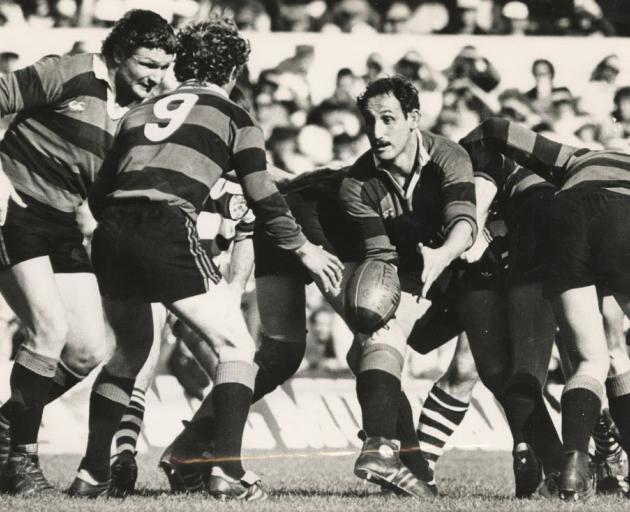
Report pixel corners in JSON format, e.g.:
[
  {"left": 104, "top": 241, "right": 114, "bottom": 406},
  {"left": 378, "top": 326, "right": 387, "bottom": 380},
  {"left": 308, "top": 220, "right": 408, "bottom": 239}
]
[
  {"left": 460, "top": 176, "right": 498, "bottom": 264},
  {"left": 418, "top": 144, "right": 477, "bottom": 298},
  {"left": 338, "top": 176, "right": 398, "bottom": 265},
  {"left": 232, "top": 123, "right": 343, "bottom": 293}
]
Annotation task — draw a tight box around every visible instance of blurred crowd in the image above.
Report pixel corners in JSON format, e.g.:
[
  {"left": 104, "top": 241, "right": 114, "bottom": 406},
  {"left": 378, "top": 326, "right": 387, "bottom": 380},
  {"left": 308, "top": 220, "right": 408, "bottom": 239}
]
[{"left": 0, "top": 0, "right": 629, "bottom": 36}]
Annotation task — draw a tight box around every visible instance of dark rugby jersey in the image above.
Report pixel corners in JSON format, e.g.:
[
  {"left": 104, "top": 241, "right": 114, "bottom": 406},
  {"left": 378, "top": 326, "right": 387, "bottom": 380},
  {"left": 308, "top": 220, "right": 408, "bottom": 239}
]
[
  {"left": 92, "top": 83, "right": 305, "bottom": 251},
  {"left": 460, "top": 117, "right": 630, "bottom": 196},
  {"left": 0, "top": 53, "right": 123, "bottom": 213},
  {"left": 339, "top": 131, "right": 477, "bottom": 273}
]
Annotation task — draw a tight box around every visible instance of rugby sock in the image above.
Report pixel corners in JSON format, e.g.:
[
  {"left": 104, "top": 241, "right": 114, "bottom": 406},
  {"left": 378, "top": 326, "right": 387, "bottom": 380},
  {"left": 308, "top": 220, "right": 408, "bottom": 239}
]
[
  {"left": 115, "top": 388, "right": 146, "bottom": 455},
  {"left": 501, "top": 373, "right": 541, "bottom": 445},
  {"left": 211, "top": 361, "right": 257, "bottom": 479},
  {"left": 561, "top": 375, "right": 603, "bottom": 453},
  {"left": 356, "top": 343, "right": 404, "bottom": 439},
  {"left": 529, "top": 398, "right": 564, "bottom": 473},
  {"left": 8, "top": 346, "right": 57, "bottom": 447},
  {"left": 605, "top": 372, "right": 630, "bottom": 456},
  {"left": 47, "top": 360, "right": 84, "bottom": 403},
  {"left": 397, "top": 391, "right": 433, "bottom": 483},
  {"left": 80, "top": 368, "right": 135, "bottom": 482},
  {"left": 417, "top": 384, "right": 469, "bottom": 470},
  {"left": 593, "top": 409, "right": 622, "bottom": 461}
]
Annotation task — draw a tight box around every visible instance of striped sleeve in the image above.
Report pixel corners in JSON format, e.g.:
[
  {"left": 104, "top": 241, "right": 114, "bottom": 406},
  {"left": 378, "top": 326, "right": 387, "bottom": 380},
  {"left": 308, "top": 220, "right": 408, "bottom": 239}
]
[
  {"left": 0, "top": 55, "right": 84, "bottom": 116},
  {"left": 231, "top": 120, "right": 306, "bottom": 251},
  {"left": 338, "top": 176, "right": 398, "bottom": 265},
  {"left": 460, "top": 118, "right": 578, "bottom": 186},
  {"left": 436, "top": 143, "right": 478, "bottom": 241}
]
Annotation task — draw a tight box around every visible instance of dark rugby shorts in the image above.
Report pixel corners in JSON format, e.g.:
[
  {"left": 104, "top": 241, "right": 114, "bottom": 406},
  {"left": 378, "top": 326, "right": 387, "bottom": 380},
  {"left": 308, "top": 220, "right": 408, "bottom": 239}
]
[
  {"left": 505, "top": 186, "right": 555, "bottom": 287},
  {"left": 92, "top": 201, "right": 221, "bottom": 303},
  {"left": 544, "top": 188, "right": 630, "bottom": 297},
  {"left": 0, "top": 193, "right": 91, "bottom": 273},
  {"left": 254, "top": 190, "right": 361, "bottom": 283}
]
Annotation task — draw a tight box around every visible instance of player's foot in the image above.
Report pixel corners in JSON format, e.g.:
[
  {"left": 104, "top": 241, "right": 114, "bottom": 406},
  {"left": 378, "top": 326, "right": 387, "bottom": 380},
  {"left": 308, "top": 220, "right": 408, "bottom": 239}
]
[
  {"left": 594, "top": 449, "right": 627, "bottom": 496},
  {"left": 207, "top": 467, "right": 267, "bottom": 501},
  {"left": 0, "top": 428, "right": 11, "bottom": 492},
  {"left": 354, "top": 436, "right": 434, "bottom": 499},
  {"left": 5, "top": 444, "right": 54, "bottom": 496},
  {"left": 513, "top": 443, "right": 543, "bottom": 498},
  {"left": 109, "top": 450, "right": 138, "bottom": 497},
  {"left": 559, "top": 450, "right": 595, "bottom": 502},
  {"left": 159, "top": 422, "right": 212, "bottom": 493},
  {"left": 67, "top": 469, "right": 111, "bottom": 498}
]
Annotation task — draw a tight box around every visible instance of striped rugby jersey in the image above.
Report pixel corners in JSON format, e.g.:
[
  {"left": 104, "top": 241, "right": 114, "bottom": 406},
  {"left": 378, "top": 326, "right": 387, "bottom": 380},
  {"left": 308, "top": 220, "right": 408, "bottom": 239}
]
[
  {"left": 460, "top": 117, "right": 630, "bottom": 196},
  {"left": 91, "top": 83, "right": 305, "bottom": 251},
  {"left": 339, "top": 130, "right": 477, "bottom": 273},
  {"left": 0, "top": 53, "right": 124, "bottom": 213}
]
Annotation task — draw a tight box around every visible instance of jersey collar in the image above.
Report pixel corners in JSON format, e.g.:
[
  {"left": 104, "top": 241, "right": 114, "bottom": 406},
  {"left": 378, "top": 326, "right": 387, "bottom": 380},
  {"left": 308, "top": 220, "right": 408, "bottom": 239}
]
[
  {"left": 93, "top": 54, "right": 128, "bottom": 121},
  {"left": 178, "top": 80, "right": 229, "bottom": 98}
]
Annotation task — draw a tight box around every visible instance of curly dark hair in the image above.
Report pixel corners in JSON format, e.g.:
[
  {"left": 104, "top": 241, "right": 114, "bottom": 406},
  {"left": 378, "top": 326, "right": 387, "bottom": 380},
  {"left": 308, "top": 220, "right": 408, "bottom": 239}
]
[
  {"left": 174, "top": 18, "right": 251, "bottom": 86},
  {"left": 357, "top": 76, "right": 420, "bottom": 116},
  {"left": 101, "top": 10, "right": 176, "bottom": 62}
]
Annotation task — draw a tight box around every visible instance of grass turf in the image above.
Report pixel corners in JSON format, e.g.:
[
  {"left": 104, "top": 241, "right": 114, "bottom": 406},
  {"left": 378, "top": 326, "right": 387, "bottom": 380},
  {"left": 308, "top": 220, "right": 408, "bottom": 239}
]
[{"left": 0, "top": 448, "right": 626, "bottom": 511}]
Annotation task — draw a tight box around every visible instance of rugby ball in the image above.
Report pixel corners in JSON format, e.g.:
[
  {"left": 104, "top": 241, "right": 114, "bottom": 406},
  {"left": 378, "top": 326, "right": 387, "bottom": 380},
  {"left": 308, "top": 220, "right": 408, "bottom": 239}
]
[{"left": 345, "top": 260, "right": 401, "bottom": 334}]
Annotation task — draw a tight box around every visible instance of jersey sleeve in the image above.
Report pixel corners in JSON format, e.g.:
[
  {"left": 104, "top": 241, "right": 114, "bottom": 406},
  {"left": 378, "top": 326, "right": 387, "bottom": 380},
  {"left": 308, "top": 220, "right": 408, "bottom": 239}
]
[
  {"left": 231, "top": 120, "right": 306, "bottom": 251},
  {"left": 338, "top": 176, "right": 398, "bottom": 265}
]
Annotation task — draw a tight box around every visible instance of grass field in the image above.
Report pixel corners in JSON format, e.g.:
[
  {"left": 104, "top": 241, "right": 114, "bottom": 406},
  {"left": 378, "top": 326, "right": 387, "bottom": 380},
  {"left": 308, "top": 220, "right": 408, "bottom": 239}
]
[{"left": 0, "top": 448, "right": 627, "bottom": 512}]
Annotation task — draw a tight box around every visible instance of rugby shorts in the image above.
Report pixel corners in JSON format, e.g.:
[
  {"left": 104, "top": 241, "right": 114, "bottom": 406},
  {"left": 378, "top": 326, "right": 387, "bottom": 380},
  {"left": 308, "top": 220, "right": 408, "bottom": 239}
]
[
  {"left": 0, "top": 193, "right": 91, "bottom": 273},
  {"left": 543, "top": 188, "right": 630, "bottom": 297},
  {"left": 92, "top": 201, "right": 221, "bottom": 303}
]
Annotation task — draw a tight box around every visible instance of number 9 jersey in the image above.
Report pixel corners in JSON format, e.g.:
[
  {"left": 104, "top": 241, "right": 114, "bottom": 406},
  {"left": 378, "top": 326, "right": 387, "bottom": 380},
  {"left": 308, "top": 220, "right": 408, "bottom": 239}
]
[{"left": 89, "top": 83, "right": 305, "bottom": 252}]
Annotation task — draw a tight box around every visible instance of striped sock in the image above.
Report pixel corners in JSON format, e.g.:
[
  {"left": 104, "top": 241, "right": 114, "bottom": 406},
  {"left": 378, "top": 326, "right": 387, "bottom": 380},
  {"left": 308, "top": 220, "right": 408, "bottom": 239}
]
[
  {"left": 417, "top": 385, "right": 470, "bottom": 471},
  {"left": 114, "top": 387, "right": 146, "bottom": 455}
]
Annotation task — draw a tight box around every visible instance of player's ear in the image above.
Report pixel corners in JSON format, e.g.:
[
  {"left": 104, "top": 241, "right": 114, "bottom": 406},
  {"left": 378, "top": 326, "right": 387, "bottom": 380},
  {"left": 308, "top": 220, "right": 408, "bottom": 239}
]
[{"left": 407, "top": 109, "right": 421, "bottom": 131}]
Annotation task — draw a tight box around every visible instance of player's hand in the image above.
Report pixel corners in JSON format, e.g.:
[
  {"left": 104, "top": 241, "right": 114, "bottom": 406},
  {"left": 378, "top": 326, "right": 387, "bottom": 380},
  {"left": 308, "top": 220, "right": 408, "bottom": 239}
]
[
  {"left": 418, "top": 243, "right": 452, "bottom": 298},
  {"left": 75, "top": 201, "right": 97, "bottom": 239},
  {"left": 295, "top": 241, "right": 344, "bottom": 294},
  {"left": 460, "top": 230, "right": 490, "bottom": 264},
  {"left": 0, "top": 171, "right": 25, "bottom": 226}
]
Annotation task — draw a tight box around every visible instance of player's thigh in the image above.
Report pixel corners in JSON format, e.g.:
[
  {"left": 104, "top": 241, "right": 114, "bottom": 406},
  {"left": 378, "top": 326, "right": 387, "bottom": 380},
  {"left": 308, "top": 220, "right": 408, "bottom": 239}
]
[
  {"left": 551, "top": 285, "right": 608, "bottom": 381},
  {"left": 55, "top": 272, "right": 108, "bottom": 373},
  {"left": 508, "top": 282, "right": 556, "bottom": 383},
  {"left": 256, "top": 275, "right": 307, "bottom": 342},
  {"left": 167, "top": 278, "right": 255, "bottom": 361},
  {"left": 0, "top": 255, "right": 68, "bottom": 356}
]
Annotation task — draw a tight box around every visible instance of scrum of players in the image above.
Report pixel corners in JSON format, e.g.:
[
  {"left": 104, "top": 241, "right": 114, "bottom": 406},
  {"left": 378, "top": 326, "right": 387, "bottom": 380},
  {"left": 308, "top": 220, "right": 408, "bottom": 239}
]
[{"left": 0, "top": 8, "right": 628, "bottom": 503}]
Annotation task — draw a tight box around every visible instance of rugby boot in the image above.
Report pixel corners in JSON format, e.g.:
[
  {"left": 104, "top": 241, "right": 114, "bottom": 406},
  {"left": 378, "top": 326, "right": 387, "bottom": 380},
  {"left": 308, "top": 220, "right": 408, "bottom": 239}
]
[
  {"left": 207, "top": 467, "right": 267, "bottom": 501},
  {"left": 594, "top": 449, "right": 627, "bottom": 496},
  {"left": 67, "top": 469, "right": 110, "bottom": 498},
  {"left": 0, "top": 428, "right": 11, "bottom": 492},
  {"left": 159, "top": 421, "right": 213, "bottom": 493},
  {"left": 358, "top": 430, "right": 438, "bottom": 496},
  {"left": 5, "top": 443, "right": 54, "bottom": 496},
  {"left": 513, "top": 444, "right": 543, "bottom": 498},
  {"left": 109, "top": 450, "right": 138, "bottom": 497},
  {"left": 538, "top": 470, "right": 561, "bottom": 499},
  {"left": 354, "top": 436, "right": 434, "bottom": 498},
  {"left": 559, "top": 450, "right": 596, "bottom": 502}
]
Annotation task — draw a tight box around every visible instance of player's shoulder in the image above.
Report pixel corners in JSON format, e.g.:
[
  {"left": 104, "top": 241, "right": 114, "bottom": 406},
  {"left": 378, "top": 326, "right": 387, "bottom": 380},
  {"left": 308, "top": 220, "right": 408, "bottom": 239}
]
[
  {"left": 422, "top": 130, "right": 472, "bottom": 169},
  {"left": 347, "top": 150, "right": 378, "bottom": 182},
  {"left": 191, "top": 88, "right": 256, "bottom": 129}
]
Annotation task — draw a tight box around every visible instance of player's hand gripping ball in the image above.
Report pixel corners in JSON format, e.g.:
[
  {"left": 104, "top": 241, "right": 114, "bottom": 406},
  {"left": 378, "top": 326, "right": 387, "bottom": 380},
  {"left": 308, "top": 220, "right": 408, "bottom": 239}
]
[{"left": 345, "top": 260, "right": 401, "bottom": 334}]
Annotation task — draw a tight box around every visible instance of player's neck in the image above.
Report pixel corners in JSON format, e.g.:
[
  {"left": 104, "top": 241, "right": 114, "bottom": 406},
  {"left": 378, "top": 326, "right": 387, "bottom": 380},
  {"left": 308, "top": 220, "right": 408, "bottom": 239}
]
[
  {"left": 179, "top": 80, "right": 229, "bottom": 97},
  {"left": 379, "top": 133, "right": 419, "bottom": 178}
]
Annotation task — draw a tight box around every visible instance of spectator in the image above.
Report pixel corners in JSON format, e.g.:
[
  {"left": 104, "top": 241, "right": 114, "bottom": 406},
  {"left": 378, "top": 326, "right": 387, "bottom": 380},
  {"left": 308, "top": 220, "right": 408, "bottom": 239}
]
[
  {"left": 579, "top": 54, "right": 622, "bottom": 124},
  {"left": 549, "top": 87, "right": 585, "bottom": 143},
  {"left": 0, "top": 50, "right": 18, "bottom": 75},
  {"left": 322, "top": 0, "right": 378, "bottom": 34},
  {"left": 524, "top": 59, "right": 564, "bottom": 118},
  {"left": 603, "top": 86, "right": 630, "bottom": 151},
  {"left": 443, "top": 0, "right": 488, "bottom": 35},
  {"left": 297, "top": 124, "right": 333, "bottom": 167},
  {"left": 382, "top": 1, "right": 410, "bottom": 33},
  {"left": 363, "top": 52, "right": 386, "bottom": 84},
  {"left": 501, "top": 1, "right": 530, "bottom": 35},
  {"left": 446, "top": 45, "right": 501, "bottom": 92},
  {"left": 325, "top": 67, "right": 360, "bottom": 107}
]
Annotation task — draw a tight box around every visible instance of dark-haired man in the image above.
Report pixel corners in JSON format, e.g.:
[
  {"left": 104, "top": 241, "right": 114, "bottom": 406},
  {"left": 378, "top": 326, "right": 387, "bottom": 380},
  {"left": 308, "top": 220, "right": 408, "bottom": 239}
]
[
  {"left": 0, "top": 10, "right": 176, "bottom": 496},
  {"left": 339, "top": 76, "right": 477, "bottom": 495},
  {"left": 68, "top": 17, "right": 342, "bottom": 499}
]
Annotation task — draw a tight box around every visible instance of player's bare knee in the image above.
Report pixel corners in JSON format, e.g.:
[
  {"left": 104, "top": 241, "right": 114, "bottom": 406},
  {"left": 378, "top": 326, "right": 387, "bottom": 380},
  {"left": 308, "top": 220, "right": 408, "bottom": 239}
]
[
  {"left": 62, "top": 344, "right": 107, "bottom": 375},
  {"left": 364, "top": 321, "right": 406, "bottom": 355}
]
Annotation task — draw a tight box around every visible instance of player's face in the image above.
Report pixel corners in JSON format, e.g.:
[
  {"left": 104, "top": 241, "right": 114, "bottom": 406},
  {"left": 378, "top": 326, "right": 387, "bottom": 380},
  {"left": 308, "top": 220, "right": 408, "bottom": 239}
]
[
  {"left": 115, "top": 47, "right": 174, "bottom": 104},
  {"left": 362, "top": 93, "right": 418, "bottom": 163}
]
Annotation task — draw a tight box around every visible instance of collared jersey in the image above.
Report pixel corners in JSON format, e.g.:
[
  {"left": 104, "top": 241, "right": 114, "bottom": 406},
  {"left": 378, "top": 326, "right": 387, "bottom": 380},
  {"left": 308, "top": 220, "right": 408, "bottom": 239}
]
[
  {"left": 460, "top": 117, "right": 630, "bottom": 197},
  {"left": 91, "top": 83, "right": 305, "bottom": 252},
  {"left": 339, "top": 130, "right": 477, "bottom": 273},
  {"left": 0, "top": 53, "right": 123, "bottom": 213}
]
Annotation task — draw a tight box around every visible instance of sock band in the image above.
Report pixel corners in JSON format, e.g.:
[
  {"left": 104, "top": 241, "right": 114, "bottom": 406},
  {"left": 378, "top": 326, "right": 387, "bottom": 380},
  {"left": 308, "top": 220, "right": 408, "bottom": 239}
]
[
  {"left": 53, "top": 359, "right": 85, "bottom": 387},
  {"left": 14, "top": 346, "right": 57, "bottom": 378},
  {"left": 563, "top": 374, "right": 604, "bottom": 399},
  {"left": 215, "top": 361, "right": 258, "bottom": 390},
  {"left": 93, "top": 368, "right": 135, "bottom": 406},
  {"left": 359, "top": 343, "right": 404, "bottom": 378},
  {"left": 606, "top": 371, "right": 630, "bottom": 398}
]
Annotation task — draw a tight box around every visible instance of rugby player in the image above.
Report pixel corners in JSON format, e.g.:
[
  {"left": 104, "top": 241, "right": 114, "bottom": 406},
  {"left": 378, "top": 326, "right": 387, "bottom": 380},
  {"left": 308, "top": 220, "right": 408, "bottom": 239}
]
[
  {"left": 460, "top": 118, "right": 630, "bottom": 501},
  {"left": 0, "top": 10, "right": 176, "bottom": 495},
  {"left": 68, "top": 17, "right": 342, "bottom": 500}
]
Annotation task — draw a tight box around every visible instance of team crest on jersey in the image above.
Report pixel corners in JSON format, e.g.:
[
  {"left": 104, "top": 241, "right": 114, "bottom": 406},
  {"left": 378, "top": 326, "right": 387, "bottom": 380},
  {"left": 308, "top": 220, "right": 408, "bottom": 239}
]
[
  {"left": 68, "top": 100, "right": 86, "bottom": 112},
  {"left": 228, "top": 194, "right": 248, "bottom": 220}
]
